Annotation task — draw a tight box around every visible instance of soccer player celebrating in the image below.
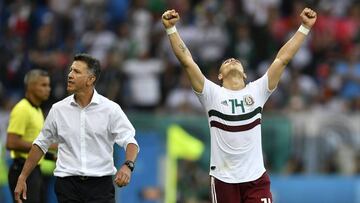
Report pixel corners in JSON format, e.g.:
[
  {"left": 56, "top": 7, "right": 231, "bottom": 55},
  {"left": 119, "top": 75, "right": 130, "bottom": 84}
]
[{"left": 162, "top": 7, "right": 317, "bottom": 203}]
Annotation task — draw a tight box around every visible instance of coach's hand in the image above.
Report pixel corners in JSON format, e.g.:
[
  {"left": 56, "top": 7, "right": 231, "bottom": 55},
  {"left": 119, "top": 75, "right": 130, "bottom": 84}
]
[
  {"left": 114, "top": 165, "right": 132, "bottom": 187},
  {"left": 162, "top": 9, "right": 180, "bottom": 29},
  {"left": 300, "top": 7, "right": 317, "bottom": 29},
  {"left": 14, "top": 175, "right": 27, "bottom": 203}
]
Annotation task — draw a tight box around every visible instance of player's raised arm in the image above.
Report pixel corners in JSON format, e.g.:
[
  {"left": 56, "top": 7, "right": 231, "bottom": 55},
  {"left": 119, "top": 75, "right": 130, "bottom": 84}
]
[
  {"left": 267, "top": 7, "right": 317, "bottom": 90},
  {"left": 162, "top": 9, "right": 205, "bottom": 93}
]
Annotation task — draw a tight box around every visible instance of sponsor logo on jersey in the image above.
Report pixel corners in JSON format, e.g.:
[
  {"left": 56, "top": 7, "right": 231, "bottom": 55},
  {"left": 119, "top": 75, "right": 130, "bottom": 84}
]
[
  {"left": 244, "top": 95, "right": 254, "bottom": 106},
  {"left": 221, "top": 100, "right": 228, "bottom": 106}
]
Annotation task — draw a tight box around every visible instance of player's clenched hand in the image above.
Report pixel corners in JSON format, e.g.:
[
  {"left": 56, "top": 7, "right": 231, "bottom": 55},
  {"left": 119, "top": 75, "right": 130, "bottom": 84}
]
[
  {"left": 14, "top": 176, "right": 27, "bottom": 203},
  {"left": 300, "top": 8, "right": 317, "bottom": 29},
  {"left": 114, "top": 165, "right": 132, "bottom": 187},
  {"left": 162, "top": 9, "right": 180, "bottom": 29}
]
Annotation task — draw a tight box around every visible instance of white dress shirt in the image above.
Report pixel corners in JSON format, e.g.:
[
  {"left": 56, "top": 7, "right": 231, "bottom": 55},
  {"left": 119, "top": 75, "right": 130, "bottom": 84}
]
[{"left": 34, "top": 90, "right": 138, "bottom": 177}]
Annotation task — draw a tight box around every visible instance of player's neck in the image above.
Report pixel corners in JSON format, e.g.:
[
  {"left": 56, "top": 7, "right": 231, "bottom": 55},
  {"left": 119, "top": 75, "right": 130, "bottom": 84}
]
[
  {"left": 25, "top": 93, "right": 41, "bottom": 107},
  {"left": 74, "top": 88, "right": 94, "bottom": 108},
  {"left": 223, "top": 77, "right": 245, "bottom": 90}
]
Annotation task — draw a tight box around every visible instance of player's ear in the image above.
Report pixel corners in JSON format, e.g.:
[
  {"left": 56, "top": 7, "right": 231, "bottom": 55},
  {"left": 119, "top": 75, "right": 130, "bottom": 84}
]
[
  {"left": 242, "top": 72, "right": 247, "bottom": 79},
  {"left": 218, "top": 73, "right": 223, "bottom": 81},
  {"left": 87, "top": 75, "right": 96, "bottom": 86}
]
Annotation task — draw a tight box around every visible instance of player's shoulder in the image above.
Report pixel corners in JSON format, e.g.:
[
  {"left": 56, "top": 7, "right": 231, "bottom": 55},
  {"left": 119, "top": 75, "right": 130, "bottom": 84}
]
[
  {"left": 204, "top": 78, "right": 221, "bottom": 91},
  {"left": 51, "top": 95, "right": 73, "bottom": 109},
  {"left": 248, "top": 73, "right": 268, "bottom": 88},
  {"left": 96, "top": 93, "right": 121, "bottom": 109},
  {"left": 13, "top": 98, "right": 28, "bottom": 107},
  {"left": 11, "top": 99, "right": 31, "bottom": 112}
]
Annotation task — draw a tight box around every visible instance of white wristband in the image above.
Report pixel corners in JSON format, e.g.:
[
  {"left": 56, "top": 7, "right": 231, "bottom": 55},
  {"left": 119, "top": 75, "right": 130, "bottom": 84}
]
[
  {"left": 166, "top": 26, "right": 177, "bottom": 35},
  {"left": 298, "top": 25, "right": 310, "bottom": 35}
]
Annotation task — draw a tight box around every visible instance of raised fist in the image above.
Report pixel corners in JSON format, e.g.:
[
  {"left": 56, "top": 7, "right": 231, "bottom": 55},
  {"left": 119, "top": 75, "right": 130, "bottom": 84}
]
[
  {"left": 162, "top": 9, "right": 180, "bottom": 29},
  {"left": 300, "top": 8, "right": 317, "bottom": 29}
]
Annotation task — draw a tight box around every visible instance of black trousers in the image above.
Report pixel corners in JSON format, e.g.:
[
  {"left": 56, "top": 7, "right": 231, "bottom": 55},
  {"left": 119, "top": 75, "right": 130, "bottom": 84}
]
[
  {"left": 55, "top": 176, "right": 115, "bottom": 203},
  {"left": 8, "top": 158, "right": 42, "bottom": 203}
]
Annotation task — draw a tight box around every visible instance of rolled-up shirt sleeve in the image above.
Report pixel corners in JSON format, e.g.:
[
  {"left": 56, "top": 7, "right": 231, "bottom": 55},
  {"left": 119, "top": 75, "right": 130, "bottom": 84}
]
[
  {"left": 33, "top": 107, "right": 58, "bottom": 154},
  {"left": 111, "top": 105, "right": 139, "bottom": 151}
]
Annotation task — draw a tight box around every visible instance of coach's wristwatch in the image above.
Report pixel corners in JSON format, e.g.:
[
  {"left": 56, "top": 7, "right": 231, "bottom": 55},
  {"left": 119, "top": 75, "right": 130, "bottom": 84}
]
[{"left": 124, "top": 160, "right": 135, "bottom": 172}]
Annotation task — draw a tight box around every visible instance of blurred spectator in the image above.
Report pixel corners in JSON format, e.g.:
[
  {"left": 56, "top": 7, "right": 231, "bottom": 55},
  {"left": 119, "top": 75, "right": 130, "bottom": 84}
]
[
  {"left": 113, "top": 22, "right": 137, "bottom": 59},
  {"left": 123, "top": 52, "right": 164, "bottom": 110},
  {"left": 334, "top": 143, "right": 357, "bottom": 175},
  {"left": 335, "top": 46, "right": 360, "bottom": 100},
  {"left": 232, "top": 21, "right": 255, "bottom": 68},
  {"left": 7, "top": 0, "right": 31, "bottom": 38},
  {"left": 196, "top": 1, "right": 228, "bottom": 70},
  {"left": 166, "top": 73, "right": 202, "bottom": 114},
  {"left": 96, "top": 49, "right": 125, "bottom": 106},
  {"left": 81, "top": 17, "right": 117, "bottom": 64},
  {"left": 242, "top": 0, "right": 281, "bottom": 26},
  {"left": 128, "top": 0, "right": 153, "bottom": 57}
]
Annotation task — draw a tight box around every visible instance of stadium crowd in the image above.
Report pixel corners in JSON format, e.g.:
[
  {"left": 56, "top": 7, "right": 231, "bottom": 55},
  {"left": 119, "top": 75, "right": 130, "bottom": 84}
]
[{"left": 0, "top": 0, "right": 359, "bottom": 114}]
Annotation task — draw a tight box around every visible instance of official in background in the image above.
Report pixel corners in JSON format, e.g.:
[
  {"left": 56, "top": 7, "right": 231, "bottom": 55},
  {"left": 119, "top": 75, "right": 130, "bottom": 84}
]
[{"left": 6, "top": 69, "right": 53, "bottom": 203}]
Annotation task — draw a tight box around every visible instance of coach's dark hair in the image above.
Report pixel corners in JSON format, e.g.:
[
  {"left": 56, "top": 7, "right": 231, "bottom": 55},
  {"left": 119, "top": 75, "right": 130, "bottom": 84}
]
[{"left": 74, "top": 53, "right": 101, "bottom": 85}]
